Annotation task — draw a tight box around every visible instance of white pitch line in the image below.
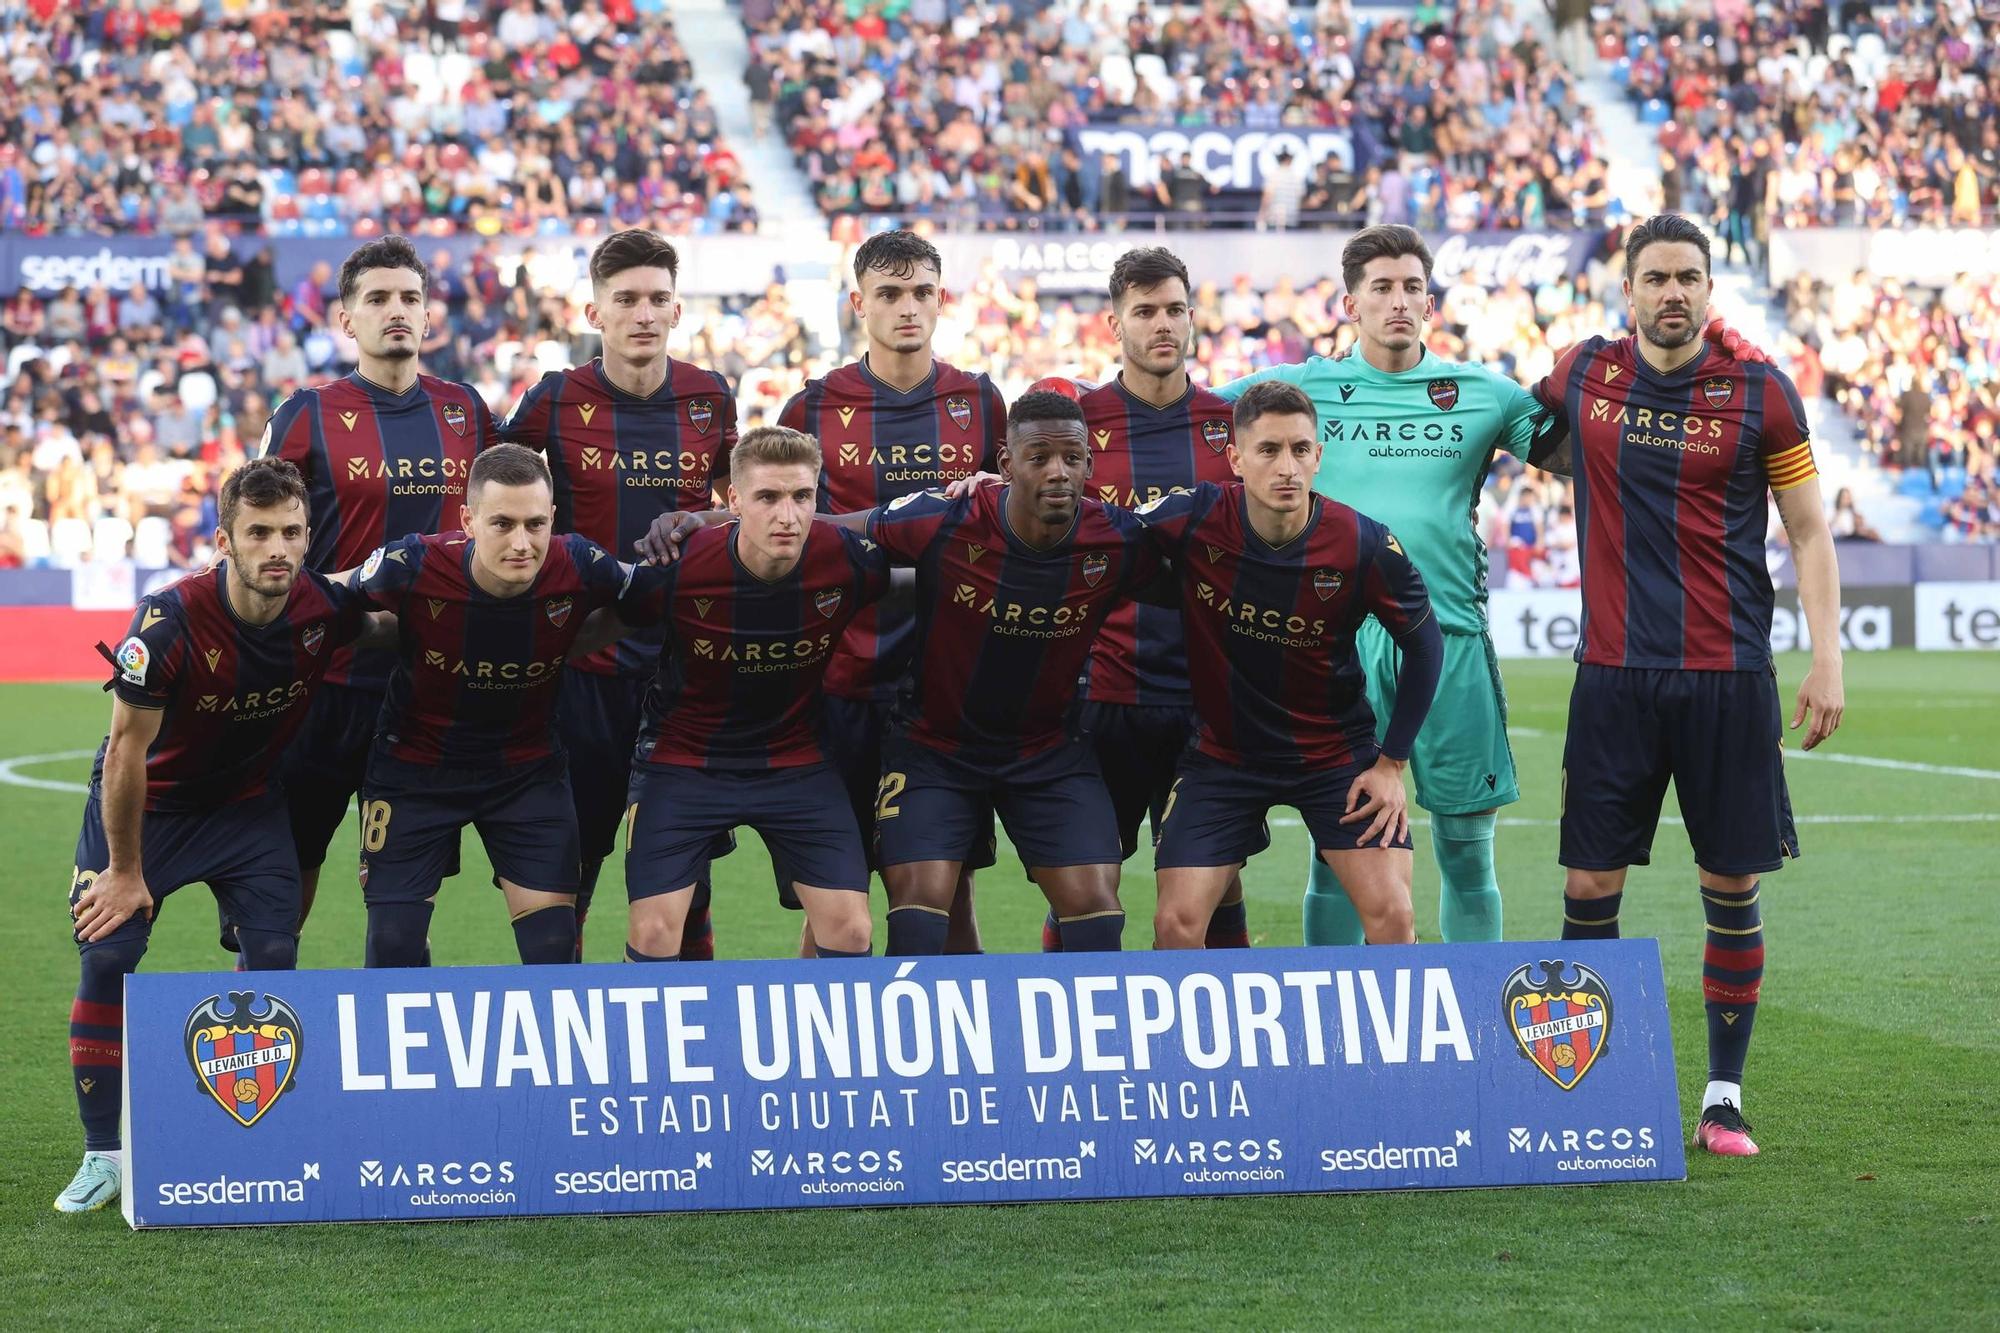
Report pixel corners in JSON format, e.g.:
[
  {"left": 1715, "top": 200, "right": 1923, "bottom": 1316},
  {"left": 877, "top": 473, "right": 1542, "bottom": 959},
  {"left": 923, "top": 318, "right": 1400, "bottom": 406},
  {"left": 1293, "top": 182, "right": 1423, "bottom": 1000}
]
[
  {"left": 1786, "top": 750, "right": 2000, "bottom": 781},
  {"left": 0, "top": 749, "right": 92, "bottom": 794}
]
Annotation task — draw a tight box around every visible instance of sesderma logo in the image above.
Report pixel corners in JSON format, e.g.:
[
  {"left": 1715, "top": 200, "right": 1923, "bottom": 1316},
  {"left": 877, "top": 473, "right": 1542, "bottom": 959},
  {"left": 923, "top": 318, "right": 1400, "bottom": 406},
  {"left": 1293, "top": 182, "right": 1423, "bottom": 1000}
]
[
  {"left": 1320, "top": 1131, "right": 1472, "bottom": 1173},
  {"left": 941, "top": 1142, "right": 1095, "bottom": 1184},
  {"left": 155, "top": 1162, "right": 318, "bottom": 1207}
]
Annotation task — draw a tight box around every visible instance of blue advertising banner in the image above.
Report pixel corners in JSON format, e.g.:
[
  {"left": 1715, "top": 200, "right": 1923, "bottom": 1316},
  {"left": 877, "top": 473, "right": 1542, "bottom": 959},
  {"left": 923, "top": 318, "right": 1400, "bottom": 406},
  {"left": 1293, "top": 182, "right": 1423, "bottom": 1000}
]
[{"left": 122, "top": 942, "right": 1683, "bottom": 1228}]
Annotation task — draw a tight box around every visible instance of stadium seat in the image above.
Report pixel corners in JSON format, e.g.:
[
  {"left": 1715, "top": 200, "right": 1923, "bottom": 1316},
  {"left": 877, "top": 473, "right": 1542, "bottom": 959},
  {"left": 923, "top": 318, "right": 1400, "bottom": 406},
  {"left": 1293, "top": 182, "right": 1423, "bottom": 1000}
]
[
  {"left": 92, "top": 516, "right": 133, "bottom": 563},
  {"left": 49, "top": 518, "right": 94, "bottom": 568},
  {"left": 1939, "top": 468, "right": 1968, "bottom": 501},
  {"left": 1640, "top": 99, "right": 1670, "bottom": 125},
  {"left": 1897, "top": 470, "right": 1934, "bottom": 497},
  {"left": 134, "top": 516, "right": 173, "bottom": 568}
]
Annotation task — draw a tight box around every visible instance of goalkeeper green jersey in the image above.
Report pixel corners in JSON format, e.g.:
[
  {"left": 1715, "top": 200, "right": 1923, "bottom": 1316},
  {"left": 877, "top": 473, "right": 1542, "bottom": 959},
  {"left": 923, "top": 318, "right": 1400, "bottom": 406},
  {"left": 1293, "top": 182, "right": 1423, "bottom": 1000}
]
[{"left": 1215, "top": 350, "right": 1546, "bottom": 634}]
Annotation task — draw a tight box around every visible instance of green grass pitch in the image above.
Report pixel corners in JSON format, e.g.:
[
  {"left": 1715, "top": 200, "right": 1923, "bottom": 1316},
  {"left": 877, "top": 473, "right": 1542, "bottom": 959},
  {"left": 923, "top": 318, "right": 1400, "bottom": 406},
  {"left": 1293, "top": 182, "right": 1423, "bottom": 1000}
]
[{"left": 1, "top": 651, "right": 1995, "bottom": 1329}]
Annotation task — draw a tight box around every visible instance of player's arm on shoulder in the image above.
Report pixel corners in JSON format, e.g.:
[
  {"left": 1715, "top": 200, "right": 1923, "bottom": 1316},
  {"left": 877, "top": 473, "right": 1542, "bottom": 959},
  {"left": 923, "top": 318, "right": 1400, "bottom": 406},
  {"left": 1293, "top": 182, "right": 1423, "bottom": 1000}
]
[
  {"left": 75, "top": 692, "right": 166, "bottom": 941},
  {"left": 1765, "top": 377, "right": 1844, "bottom": 749},
  {"left": 343, "top": 532, "right": 424, "bottom": 606},
  {"left": 322, "top": 572, "right": 395, "bottom": 649},
  {"left": 864, "top": 489, "right": 955, "bottom": 563},
  {"left": 1526, "top": 341, "right": 1597, "bottom": 475},
  {"left": 635, "top": 507, "right": 731, "bottom": 564},
  {"left": 1127, "top": 482, "right": 1207, "bottom": 550}
]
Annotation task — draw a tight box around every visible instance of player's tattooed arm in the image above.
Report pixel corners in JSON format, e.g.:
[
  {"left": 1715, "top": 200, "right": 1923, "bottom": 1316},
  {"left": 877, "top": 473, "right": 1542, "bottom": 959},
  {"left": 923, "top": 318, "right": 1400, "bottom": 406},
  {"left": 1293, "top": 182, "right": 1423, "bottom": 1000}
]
[
  {"left": 73, "top": 698, "right": 162, "bottom": 942},
  {"left": 635, "top": 507, "right": 734, "bottom": 564}
]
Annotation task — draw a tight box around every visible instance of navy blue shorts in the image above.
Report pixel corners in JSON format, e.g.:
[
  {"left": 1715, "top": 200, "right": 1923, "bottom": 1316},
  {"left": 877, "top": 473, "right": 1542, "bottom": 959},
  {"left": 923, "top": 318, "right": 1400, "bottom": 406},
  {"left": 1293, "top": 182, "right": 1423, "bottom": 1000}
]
[
  {"left": 358, "top": 750, "right": 580, "bottom": 904},
  {"left": 1560, "top": 664, "right": 1800, "bottom": 876},
  {"left": 71, "top": 782, "right": 301, "bottom": 944},
  {"left": 822, "top": 695, "right": 994, "bottom": 873},
  {"left": 278, "top": 681, "right": 383, "bottom": 869},
  {"left": 558, "top": 668, "right": 652, "bottom": 864},
  {"left": 875, "top": 735, "right": 1122, "bottom": 871},
  {"left": 1081, "top": 701, "right": 1199, "bottom": 860},
  {"left": 1154, "top": 749, "right": 1402, "bottom": 870},
  {"left": 626, "top": 762, "right": 868, "bottom": 903}
]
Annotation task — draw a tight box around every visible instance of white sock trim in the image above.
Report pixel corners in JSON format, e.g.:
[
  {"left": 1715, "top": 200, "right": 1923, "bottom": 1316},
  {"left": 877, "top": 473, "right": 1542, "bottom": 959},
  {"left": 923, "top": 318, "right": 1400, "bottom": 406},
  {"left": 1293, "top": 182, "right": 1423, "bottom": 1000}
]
[{"left": 1702, "top": 1080, "right": 1742, "bottom": 1113}]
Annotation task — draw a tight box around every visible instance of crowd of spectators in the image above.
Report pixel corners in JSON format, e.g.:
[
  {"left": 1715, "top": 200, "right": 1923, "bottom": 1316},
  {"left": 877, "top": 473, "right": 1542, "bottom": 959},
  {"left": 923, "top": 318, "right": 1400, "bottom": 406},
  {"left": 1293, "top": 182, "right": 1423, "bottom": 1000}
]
[
  {"left": 0, "top": 0, "right": 755, "bottom": 238},
  {"left": 1779, "top": 267, "right": 2000, "bottom": 539},
  {"left": 1613, "top": 0, "right": 1998, "bottom": 264},
  {"left": 744, "top": 0, "right": 1625, "bottom": 234}
]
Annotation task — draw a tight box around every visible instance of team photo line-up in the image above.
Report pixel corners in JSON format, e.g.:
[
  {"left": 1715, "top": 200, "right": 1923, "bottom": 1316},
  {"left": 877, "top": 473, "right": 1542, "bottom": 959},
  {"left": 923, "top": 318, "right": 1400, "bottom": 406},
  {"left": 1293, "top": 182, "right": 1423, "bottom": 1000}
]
[{"left": 55, "top": 217, "right": 1846, "bottom": 1213}]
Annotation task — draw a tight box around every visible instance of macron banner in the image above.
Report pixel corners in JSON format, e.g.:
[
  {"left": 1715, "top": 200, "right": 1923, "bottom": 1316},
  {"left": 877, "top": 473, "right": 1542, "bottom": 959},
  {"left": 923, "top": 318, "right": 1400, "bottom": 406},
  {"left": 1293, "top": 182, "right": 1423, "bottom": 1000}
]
[{"left": 121, "top": 942, "right": 1683, "bottom": 1228}]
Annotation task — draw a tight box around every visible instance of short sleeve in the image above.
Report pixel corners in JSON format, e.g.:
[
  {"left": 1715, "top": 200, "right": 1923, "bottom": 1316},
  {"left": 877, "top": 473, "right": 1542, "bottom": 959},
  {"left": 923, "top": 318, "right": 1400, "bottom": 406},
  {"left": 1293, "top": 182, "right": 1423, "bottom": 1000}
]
[
  {"left": 1361, "top": 519, "right": 1433, "bottom": 640},
  {"left": 839, "top": 524, "right": 893, "bottom": 603},
  {"left": 259, "top": 389, "right": 314, "bottom": 474},
  {"left": 108, "top": 595, "right": 186, "bottom": 709},
  {"left": 1130, "top": 482, "right": 1211, "bottom": 551},
  {"left": 867, "top": 488, "right": 957, "bottom": 563},
  {"left": 1758, "top": 366, "right": 1816, "bottom": 491},
  {"left": 1495, "top": 373, "right": 1548, "bottom": 461},
  {"left": 353, "top": 532, "right": 426, "bottom": 612},
  {"left": 1534, "top": 338, "right": 1600, "bottom": 412},
  {"left": 616, "top": 561, "right": 673, "bottom": 627}
]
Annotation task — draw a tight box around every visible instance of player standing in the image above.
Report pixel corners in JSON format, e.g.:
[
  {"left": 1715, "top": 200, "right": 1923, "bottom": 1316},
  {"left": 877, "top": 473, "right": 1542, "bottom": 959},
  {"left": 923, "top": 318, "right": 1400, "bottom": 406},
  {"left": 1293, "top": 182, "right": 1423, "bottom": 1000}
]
[
  {"left": 778, "top": 230, "right": 1006, "bottom": 953},
  {"left": 1037, "top": 246, "right": 1255, "bottom": 950},
  {"left": 257, "top": 235, "right": 495, "bottom": 959},
  {"left": 56, "top": 459, "right": 376, "bottom": 1212},
  {"left": 348, "top": 445, "right": 635, "bottom": 968},
  {"left": 1136, "top": 381, "right": 1442, "bottom": 946},
  {"left": 501, "top": 229, "right": 737, "bottom": 961},
  {"left": 611, "top": 428, "right": 890, "bottom": 959},
  {"left": 1529, "top": 214, "right": 1844, "bottom": 1156}
]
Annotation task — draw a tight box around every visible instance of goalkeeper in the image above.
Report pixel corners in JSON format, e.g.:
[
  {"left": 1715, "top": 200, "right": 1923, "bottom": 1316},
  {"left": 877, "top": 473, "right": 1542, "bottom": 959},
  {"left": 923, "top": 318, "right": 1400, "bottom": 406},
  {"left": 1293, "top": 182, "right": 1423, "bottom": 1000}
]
[{"left": 1216, "top": 224, "right": 1756, "bottom": 944}]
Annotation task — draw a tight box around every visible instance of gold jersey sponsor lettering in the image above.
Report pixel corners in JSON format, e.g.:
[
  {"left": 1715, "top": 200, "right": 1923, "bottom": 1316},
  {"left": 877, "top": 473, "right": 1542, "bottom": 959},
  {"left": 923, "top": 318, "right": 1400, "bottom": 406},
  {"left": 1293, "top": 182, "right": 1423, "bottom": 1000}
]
[
  {"left": 1586, "top": 397, "right": 1727, "bottom": 442},
  {"left": 1193, "top": 582, "right": 1327, "bottom": 638}
]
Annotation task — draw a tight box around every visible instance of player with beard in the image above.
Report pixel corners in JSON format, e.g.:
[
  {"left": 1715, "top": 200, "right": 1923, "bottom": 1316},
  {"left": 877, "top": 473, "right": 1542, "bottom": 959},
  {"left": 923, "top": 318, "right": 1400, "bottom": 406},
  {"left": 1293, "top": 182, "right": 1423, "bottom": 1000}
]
[{"left": 254, "top": 235, "right": 496, "bottom": 965}]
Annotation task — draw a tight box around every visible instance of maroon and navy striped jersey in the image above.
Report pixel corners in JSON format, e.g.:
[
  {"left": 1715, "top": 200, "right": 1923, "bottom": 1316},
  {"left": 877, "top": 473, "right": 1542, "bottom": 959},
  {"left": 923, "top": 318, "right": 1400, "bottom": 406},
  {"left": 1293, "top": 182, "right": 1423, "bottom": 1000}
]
[
  {"left": 868, "top": 485, "right": 1159, "bottom": 764},
  {"left": 618, "top": 521, "right": 891, "bottom": 770},
  {"left": 1079, "top": 377, "right": 1238, "bottom": 707},
  {"left": 1134, "top": 482, "right": 1433, "bottom": 767},
  {"left": 354, "top": 531, "right": 632, "bottom": 767},
  {"left": 779, "top": 358, "right": 1005, "bottom": 700},
  {"left": 500, "top": 357, "right": 737, "bottom": 678},
  {"left": 1533, "top": 336, "right": 1816, "bottom": 671},
  {"left": 260, "top": 371, "right": 496, "bottom": 689},
  {"left": 106, "top": 564, "right": 369, "bottom": 812}
]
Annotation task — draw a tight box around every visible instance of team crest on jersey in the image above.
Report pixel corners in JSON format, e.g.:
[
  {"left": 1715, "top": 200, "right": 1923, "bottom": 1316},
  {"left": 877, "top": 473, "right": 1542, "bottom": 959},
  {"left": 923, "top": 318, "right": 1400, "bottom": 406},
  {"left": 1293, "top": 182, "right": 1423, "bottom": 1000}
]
[
  {"left": 1081, "top": 554, "right": 1108, "bottom": 587},
  {"left": 1503, "top": 960, "right": 1612, "bottom": 1091},
  {"left": 203, "top": 646, "right": 222, "bottom": 673},
  {"left": 302, "top": 626, "right": 324, "bottom": 656},
  {"left": 816, "top": 588, "right": 844, "bottom": 618},
  {"left": 946, "top": 396, "right": 972, "bottom": 431},
  {"left": 1203, "top": 420, "right": 1230, "bottom": 451},
  {"left": 1703, "top": 377, "right": 1734, "bottom": 408},
  {"left": 1313, "top": 569, "right": 1344, "bottom": 600},
  {"left": 1427, "top": 379, "right": 1459, "bottom": 412},
  {"left": 441, "top": 403, "right": 468, "bottom": 436},
  {"left": 546, "top": 597, "right": 574, "bottom": 628},
  {"left": 688, "top": 398, "right": 715, "bottom": 435},
  {"left": 426, "top": 599, "right": 445, "bottom": 620},
  {"left": 359, "top": 548, "right": 385, "bottom": 581},
  {"left": 184, "top": 991, "right": 302, "bottom": 1128},
  {"left": 339, "top": 410, "right": 358, "bottom": 431},
  {"left": 114, "top": 636, "right": 149, "bottom": 685}
]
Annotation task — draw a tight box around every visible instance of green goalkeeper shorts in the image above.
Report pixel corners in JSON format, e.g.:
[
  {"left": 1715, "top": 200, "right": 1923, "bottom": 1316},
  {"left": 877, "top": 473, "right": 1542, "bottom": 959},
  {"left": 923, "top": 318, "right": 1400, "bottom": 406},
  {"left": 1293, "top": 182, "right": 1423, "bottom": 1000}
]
[{"left": 1355, "top": 619, "right": 1520, "bottom": 816}]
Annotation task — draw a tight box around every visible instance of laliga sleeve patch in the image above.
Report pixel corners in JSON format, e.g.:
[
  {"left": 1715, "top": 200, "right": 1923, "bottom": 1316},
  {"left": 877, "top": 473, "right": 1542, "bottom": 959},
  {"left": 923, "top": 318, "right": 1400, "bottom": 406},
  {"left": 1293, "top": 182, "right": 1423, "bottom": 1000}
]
[
  {"left": 115, "top": 636, "right": 150, "bottom": 685},
  {"left": 886, "top": 491, "right": 928, "bottom": 512},
  {"left": 359, "top": 547, "right": 385, "bottom": 581}
]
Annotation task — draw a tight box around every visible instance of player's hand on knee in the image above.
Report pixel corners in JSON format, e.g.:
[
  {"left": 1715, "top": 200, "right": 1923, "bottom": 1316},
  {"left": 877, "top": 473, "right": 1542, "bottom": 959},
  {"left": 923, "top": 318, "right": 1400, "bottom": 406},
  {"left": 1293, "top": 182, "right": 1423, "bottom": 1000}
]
[
  {"left": 1791, "top": 662, "right": 1845, "bottom": 751},
  {"left": 942, "top": 470, "right": 1004, "bottom": 499},
  {"left": 1340, "top": 756, "right": 1409, "bottom": 848},
  {"left": 72, "top": 867, "right": 154, "bottom": 942}
]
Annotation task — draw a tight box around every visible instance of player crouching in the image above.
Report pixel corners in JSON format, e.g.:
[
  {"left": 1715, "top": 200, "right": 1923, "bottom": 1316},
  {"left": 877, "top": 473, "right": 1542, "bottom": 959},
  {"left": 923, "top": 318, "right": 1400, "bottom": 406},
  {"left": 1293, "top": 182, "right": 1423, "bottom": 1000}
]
[
  {"left": 348, "top": 445, "right": 633, "bottom": 969},
  {"left": 1132, "top": 381, "right": 1445, "bottom": 947},
  {"left": 606, "top": 428, "right": 890, "bottom": 959},
  {"left": 58, "top": 459, "right": 380, "bottom": 1212}
]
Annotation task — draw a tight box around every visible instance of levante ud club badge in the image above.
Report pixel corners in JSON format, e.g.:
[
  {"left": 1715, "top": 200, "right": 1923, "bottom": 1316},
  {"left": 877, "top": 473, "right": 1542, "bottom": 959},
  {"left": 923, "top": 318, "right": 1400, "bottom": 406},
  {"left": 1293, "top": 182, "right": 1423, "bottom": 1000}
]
[
  {"left": 1203, "top": 420, "right": 1230, "bottom": 452},
  {"left": 687, "top": 399, "right": 715, "bottom": 434},
  {"left": 441, "top": 402, "right": 467, "bottom": 436},
  {"left": 1081, "top": 553, "right": 1108, "bottom": 587},
  {"left": 1704, "top": 377, "right": 1735, "bottom": 408},
  {"left": 946, "top": 396, "right": 972, "bottom": 431},
  {"left": 1502, "top": 960, "right": 1612, "bottom": 1090},
  {"left": 184, "top": 991, "right": 302, "bottom": 1127},
  {"left": 1427, "top": 379, "right": 1459, "bottom": 411}
]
